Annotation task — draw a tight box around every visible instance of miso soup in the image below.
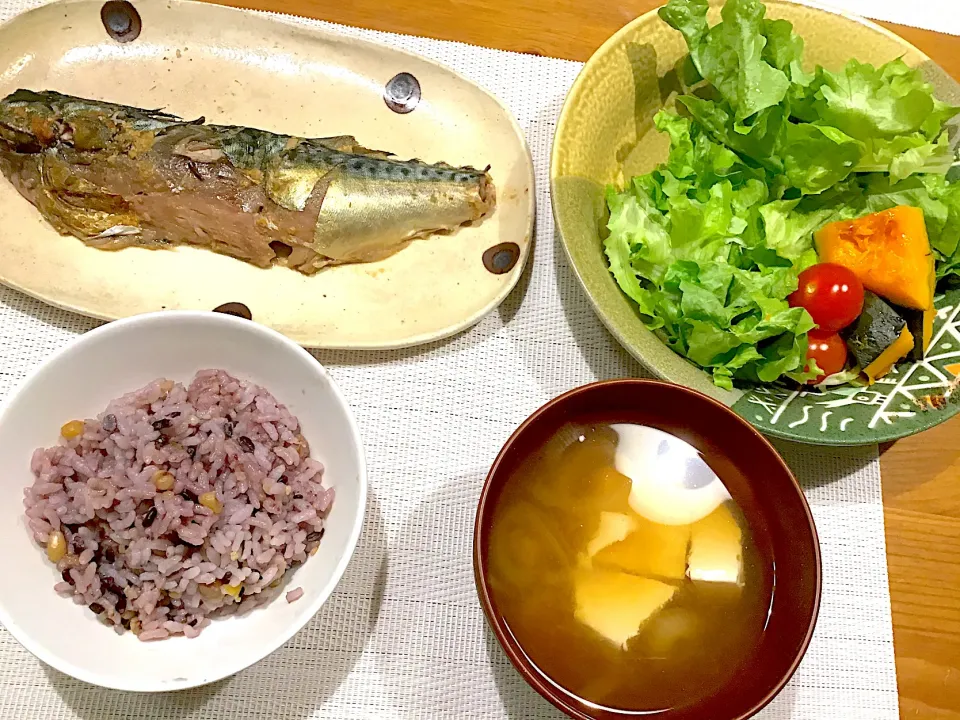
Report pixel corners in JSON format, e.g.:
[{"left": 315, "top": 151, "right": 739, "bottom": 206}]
[{"left": 485, "top": 423, "right": 774, "bottom": 713}]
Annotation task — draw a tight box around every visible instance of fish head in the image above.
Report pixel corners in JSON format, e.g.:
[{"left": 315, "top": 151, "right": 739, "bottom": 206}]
[
  {"left": 0, "top": 89, "right": 190, "bottom": 154},
  {"left": 0, "top": 89, "right": 61, "bottom": 152},
  {"left": 0, "top": 89, "right": 128, "bottom": 152}
]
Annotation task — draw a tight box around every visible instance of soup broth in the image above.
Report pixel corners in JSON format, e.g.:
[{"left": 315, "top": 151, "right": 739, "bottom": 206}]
[{"left": 485, "top": 423, "right": 774, "bottom": 713}]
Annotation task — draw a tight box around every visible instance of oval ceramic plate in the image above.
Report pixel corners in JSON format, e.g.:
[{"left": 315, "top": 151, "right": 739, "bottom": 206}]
[
  {"left": 551, "top": 0, "right": 960, "bottom": 446},
  {"left": 0, "top": 0, "right": 534, "bottom": 349}
]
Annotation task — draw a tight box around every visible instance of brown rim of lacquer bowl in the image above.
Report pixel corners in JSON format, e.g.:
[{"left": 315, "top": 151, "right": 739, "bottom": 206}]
[{"left": 473, "top": 379, "right": 822, "bottom": 720}]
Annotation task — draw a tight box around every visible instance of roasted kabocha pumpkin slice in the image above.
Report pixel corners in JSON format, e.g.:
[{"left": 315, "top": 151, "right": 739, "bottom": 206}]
[
  {"left": 863, "top": 328, "right": 914, "bottom": 383},
  {"left": 815, "top": 206, "right": 935, "bottom": 311},
  {"left": 844, "top": 291, "right": 914, "bottom": 383},
  {"left": 892, "top": 305, "right": 936, "bottom": 361},
  {"left": 923, "top": 308, "right": 935, "bottom": 353}
]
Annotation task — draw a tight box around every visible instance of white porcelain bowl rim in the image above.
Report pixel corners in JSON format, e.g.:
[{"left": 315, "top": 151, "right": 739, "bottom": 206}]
[{"left": 0, "top": 311, "right": 367, "bottom": 691}]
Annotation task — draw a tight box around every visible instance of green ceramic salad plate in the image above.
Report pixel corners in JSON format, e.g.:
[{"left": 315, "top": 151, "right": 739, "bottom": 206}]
[{"left": 551, "top": 0, "right": 960, "bottom": 446}]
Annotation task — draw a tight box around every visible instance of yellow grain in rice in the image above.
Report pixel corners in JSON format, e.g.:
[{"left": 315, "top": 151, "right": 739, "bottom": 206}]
[
  {"left": 152, "top": 471, "right": 175, "bottom": 491},
  {"left": 60, "top": 420, "right": 84, "bottom": 439},
  {"left": 199, "top": 492, "right": 223, "bottom": 513},
  {"left": 198, "top": 582, "right": 222, "bottom": 599},
  {"left": 46, "top": 531, "right": 67, "bottom": 562}
]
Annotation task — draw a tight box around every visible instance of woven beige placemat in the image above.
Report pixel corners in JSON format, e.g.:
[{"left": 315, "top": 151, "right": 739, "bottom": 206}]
[{"left": 0, "top": 0, "right": 934, "bottom": 717}]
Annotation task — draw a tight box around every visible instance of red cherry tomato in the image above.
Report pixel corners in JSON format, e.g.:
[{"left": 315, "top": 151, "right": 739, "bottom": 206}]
[
  {"left": 789, "top": 263, "right": 865, "bottom": 333},
  {"left": 805, "top": 331, "right": 848, "bottom": 384}
]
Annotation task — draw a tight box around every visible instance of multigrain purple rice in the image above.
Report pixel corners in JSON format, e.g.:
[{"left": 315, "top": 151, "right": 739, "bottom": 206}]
[{"left": 23, "top": 370, "right": 333, "bottom": 641}]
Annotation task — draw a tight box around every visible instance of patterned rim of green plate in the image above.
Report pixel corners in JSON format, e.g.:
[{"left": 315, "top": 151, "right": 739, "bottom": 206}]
[{"left": 731, "top": 289, "right": 960, "bottom": 446}]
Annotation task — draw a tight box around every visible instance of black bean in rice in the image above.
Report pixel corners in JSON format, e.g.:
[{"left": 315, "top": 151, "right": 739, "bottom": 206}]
[{"left": 142, "top": 506, "right": 158, "bottom": 528}]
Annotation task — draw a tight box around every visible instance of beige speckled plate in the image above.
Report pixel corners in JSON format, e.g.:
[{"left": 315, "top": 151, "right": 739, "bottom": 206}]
[
  {"left": 551, "top": 0, "right": 960, "bottom": 445},
  {"left": 0, "top": 0, "right": 534, "bottom": 348}
]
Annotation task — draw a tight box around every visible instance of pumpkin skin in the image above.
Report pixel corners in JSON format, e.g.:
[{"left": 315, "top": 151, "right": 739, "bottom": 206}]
[
  {"left": 844, "top": 291, "right": 915, "bottom": 383},
  {"left": 815, "top": 206, "right": 935, "bottom": 311},
  {"left": 893, "top": 305, "right": 937, "bottom": 361},
  {"left": 863, "top": 327, "right": 914, "bottom": 383}
]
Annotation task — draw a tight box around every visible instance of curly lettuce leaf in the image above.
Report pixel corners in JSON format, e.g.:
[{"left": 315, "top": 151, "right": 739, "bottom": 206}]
[
  {"left": 758, "top": 199, "right": 833, "bottom": 266},
  {"left": 658, "top": 0, "right": 709, "bottom": 49},
  {"left": 678, "top": 95, "right": 785, "bottom": 170},
  {"left": 662, "top": 0, "right": 959, "bottom": 188},
  {"left": 779, "top": 123, "right": 862, "bottom": 194},
  {"left": 807, "top": 60, "right": 960, "bottom": 181},
  {"left": 761, "top": 18, "right": 812, "bottom": 87},
  {"left": 855, "top": 132, "right": 954, "bottom": 182},
  {"left": 603, "top": 114, "right": 818, "bottom": 389},
  {"left": 660, "top": 0, "right": 790, "bottom": 121},
  {"left": 812, "top": 59, "right": 958, "bottom": 140}
]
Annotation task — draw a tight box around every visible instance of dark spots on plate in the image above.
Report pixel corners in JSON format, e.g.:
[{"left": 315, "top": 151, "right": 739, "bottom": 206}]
[
  {"left": 384, "top": 72, "right": 421, "bottom": 114},
  {"left": 88, "top": 602, "right": 105, "bottom": 615},
  {"left": 102, "top": 413, "right": 118, "bottom": 433},
  {"left": 237, "top": 436, "right": 255, "bottom": 453},
  {"left": 482, "top": 242, "right": 521, "bottom": 275},
  {"left": 212, "top": 302, "right": 252, "bottom": 321},
  {"left": 100, "top": 1, "right": 141, "bottom": 43},
  {"left": 142, "top": 506, "right": 158, "bottom": 528}
]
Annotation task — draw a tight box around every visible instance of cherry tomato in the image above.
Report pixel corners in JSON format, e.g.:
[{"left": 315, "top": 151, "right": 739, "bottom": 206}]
[
  {"left": 789, "top": 263, "right": 864, "bottom": 333},
  {"left": 805, "top": 331, "right": 848, "bottom": 384}
]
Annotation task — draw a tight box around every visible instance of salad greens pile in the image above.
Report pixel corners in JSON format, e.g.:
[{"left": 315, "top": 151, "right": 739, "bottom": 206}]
[{"left": 605, "top": 0, "right": 960, "bottom": 389}]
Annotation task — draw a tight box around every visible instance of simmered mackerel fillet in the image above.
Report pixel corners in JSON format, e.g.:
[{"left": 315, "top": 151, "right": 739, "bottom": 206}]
[{"left": 0, "top": 90, "right": 496, "bottom": 274}]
